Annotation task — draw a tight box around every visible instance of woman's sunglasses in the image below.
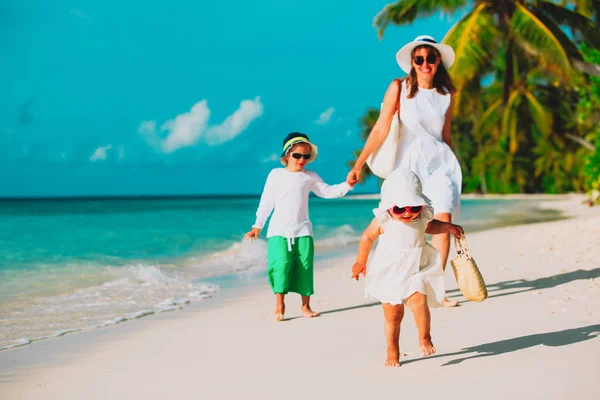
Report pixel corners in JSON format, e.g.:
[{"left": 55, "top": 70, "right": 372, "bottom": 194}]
[
  {"left": 414, "top": 54, "right": 438, "bottom": 65},
  {"left": 290, "top": 152, "right": 312, "bottom": 160},
  {"left": 391, "top": 205, "right": 424, "bottom": 215}
]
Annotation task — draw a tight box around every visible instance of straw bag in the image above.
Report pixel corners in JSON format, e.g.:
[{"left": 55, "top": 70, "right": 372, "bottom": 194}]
[
  {"left": 450, "top": 236, "right": 487, "bottom": 302},
  {"left": 366, "top": 80, "right": 402, "bottom": 179}
]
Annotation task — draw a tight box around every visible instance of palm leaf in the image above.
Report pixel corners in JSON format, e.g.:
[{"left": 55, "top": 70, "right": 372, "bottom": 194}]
[
  {"left": 443, "top": 2, "right": 499, "bottom": 90},
  {"left": 359, "top": 109, "right": 380, "bottom": 141},
  {"left": 539, "top": 1, "right": 600, "bottom": 48},
  {"left": 500, "top": 90, "right": 522, "bottom": 154},
  {"left": 523, "top": 89, "right": 553, "bottom": 137},
  {"left": 374, "top": 0, "right": 469, "bottom": 39},
  {"left": 510, "top": 3, "right": 574, "bottom": 80},
  {"left": 475, "top": 97, "right": 503, "bottom": 140}
]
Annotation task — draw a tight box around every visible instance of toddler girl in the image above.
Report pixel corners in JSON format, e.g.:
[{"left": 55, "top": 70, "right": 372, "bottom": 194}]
[{"left": 351, "top": 168, "right": 463, "bottom": 366}]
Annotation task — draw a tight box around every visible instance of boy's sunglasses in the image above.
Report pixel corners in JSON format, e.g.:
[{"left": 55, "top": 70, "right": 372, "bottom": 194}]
[
  {"left": 290, "top": 152, "right": 312, "bottom": 160},
  {"left": 414, "top": 54, "right": 438, "bottom": 65},
  {"left": 391, "top": 205, "right": 424, "bottom": 215}
]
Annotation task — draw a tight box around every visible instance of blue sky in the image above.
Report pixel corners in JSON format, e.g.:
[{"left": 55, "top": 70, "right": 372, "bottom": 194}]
[{"left": 1, "top": 0, "right": 464, "bottom": 197}]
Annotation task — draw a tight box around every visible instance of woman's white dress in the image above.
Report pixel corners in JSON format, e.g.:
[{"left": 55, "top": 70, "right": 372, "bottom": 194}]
[
  {"left": 395, "top": 80, "right": 462, "bottom": 216},
  {"left": 364, "top": 207, "right": 445, "bottom": 307}
]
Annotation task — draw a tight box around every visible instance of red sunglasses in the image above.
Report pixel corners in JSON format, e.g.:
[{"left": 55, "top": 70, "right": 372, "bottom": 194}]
[{"left": 391, "top": 205, "right": 424, "bottom": 215}]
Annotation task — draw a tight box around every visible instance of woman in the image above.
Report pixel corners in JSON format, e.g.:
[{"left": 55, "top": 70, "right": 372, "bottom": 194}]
[{"left": 347, "top": 35, "right": 462, "bottom": 307}]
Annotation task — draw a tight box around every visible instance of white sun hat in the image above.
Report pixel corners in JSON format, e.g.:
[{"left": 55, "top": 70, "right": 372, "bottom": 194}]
[
  {"left": 373, "top": 169, "right": 432, "bottom": 219},
  {"left": 396, "top": 35, "right": 455, "bottom": 74}
]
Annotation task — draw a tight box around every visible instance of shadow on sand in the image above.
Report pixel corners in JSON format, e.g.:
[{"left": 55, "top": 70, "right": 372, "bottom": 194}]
[
  {"left": 447, "top": 268, "right": 600, "bottom": 301},
  {"left": 402, "top": 324, "right": 600, "bottom": 366},
  {"left": 283, "top": 302, "right": 381, "bottom": 321}
]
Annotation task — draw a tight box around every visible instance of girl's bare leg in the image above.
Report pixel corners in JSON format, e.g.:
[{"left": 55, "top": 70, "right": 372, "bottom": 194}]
[
  {"left": 301, "top": 295, "right": 320, "bottom": 318},
  {"left": 406, "top": 292, "right": 436, "bottom": 356},
  {"left": 382, "top": 303, "right": 405, "bottom": 367},
  {"left": 432, "top": 212, "right": 458, "bottom": 308},
  {"left": 275, "top": 293, "right": 285, "bottom": 321}
]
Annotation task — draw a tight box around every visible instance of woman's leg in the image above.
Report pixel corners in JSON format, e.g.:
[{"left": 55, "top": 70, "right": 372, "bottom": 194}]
[
  {"left": 405, "top": 292, "right": 436, "bottom": 357},
  {"left": 382, "top": 303, "right": 405, "bottom": 367},
  {"left": 432, "top": 212, "right": 458, "bottom": 307}
]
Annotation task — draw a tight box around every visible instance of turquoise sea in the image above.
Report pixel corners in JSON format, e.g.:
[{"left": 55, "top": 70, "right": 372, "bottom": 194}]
[{"left": 0, "top": 196, "right": 562, "bottom": 350}]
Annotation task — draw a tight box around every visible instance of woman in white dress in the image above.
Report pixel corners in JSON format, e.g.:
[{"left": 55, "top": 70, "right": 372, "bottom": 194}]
[{"left": 347, "top": 35, "right": 462, "bottom": 307}]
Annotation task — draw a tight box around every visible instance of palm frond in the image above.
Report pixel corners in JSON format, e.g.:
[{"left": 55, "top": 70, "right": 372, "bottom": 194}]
[
  {"left": 500, "top": 90, "right": 522, "bottom": 154},
  {"left": 374, "top": 0, "right": 469, "bottom": 39},
  {"left": 523, "top": 89, "right": 553, "bottom": 136},
  {"left": 444, "top": 2, "right": 499, "bottom": 90},
  {"left": 539, "top": 1, "right": 600, "bottom": 48},
  {"left": 475, "top": 97, "right": 503, "bottom": 140},
  {"left": 510, "top": 3, "right": 574, "bottom": 80}
]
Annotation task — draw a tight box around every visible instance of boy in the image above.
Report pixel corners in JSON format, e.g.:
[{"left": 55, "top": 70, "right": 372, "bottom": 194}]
[{"left": 245, "top": 132, "right": 354, "bottom": 320}]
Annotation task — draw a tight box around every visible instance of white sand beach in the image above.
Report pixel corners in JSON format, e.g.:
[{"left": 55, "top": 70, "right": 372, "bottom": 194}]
[{"left": 1, "top": 195, "right": 599, "bottom": 399}]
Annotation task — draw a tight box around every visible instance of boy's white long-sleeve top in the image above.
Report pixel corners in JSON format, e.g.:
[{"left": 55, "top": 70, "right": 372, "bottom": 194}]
[{"left": 253, "top": 168, "right": 352, "bottom": 244}]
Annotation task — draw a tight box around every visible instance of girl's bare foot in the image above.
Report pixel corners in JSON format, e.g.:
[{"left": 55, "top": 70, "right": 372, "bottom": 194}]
[
  {"left": 419, "top": 338, "right": 436, "bottom": 357},
  {"left": 301, "top": 305, "right": 320, "bottom": 318},
  {"left": 385, "top": 345, "right": 401, "bottom": 367}
]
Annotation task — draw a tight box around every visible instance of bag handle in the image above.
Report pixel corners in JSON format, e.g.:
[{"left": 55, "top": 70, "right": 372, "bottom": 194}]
[
  {"left": 454, "top": 235, "right": 471, "bottom": 260},
  {"left": 394, "top": 78, "right": 402, "bottom": 119}
]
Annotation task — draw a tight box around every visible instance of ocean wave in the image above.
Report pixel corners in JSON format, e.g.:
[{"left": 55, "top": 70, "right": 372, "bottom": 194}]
[{"left": 0, "top": 263, "right": 219, "bottom": 352}]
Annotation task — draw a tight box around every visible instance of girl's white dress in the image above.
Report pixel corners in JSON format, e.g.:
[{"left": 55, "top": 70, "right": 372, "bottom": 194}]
[
  {"left": 364, "top": 207, "right": 445, "bottom": 307},
  {"left": 395, "top": 80, "right": 462, "bottom": 216}
]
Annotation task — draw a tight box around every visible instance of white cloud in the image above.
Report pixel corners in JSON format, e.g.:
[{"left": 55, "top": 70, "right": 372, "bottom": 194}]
[
  {"left": 315, "top": 107, "right": 335, "bottom": 124},
  {"left": 205, "top": 97, "right": 264, "bottom": 145},
  {"left": 118, "top": 145, "right": 125, "bottom": 160},
  {"left": 90, "top": 145, "right": 112, "bottom": 161},
  {"left": 139, "top": 97, "right": 263, "bottom": 153},
  {"left": 161, "top": 100, "right": 211, "bottom": 153},
  {"left": 262, "top": 153, "right": 279, "bottom": 163}
]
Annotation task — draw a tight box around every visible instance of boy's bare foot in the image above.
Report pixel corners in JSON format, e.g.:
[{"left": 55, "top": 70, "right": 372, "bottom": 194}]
[
  {"left": 274, "top": 303, "right": 285, "bottom": 321},
  {"left": 443, "top": 298, "right": 459, "bottom": 308},
  {"left": 301, "top": 305, "right": 320, "bottom": 318},
  {"left": 419, "top": 338, "right": 436, "bottom": 357},
  {"left": 385, "top": 346, "right": 401, "bottom": 367}
]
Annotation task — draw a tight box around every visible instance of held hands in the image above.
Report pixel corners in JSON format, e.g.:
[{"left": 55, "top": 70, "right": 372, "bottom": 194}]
[
  {"left": 351, "top": 262, "right": 367, "bottom": 280},
  {"left": 244, "top": 227, "right": 261, "bottom": 240},
  {"left": 347, "top": 168, "right": 360, "bottom": 186}
]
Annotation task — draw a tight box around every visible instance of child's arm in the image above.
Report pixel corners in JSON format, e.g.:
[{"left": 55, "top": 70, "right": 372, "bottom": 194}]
[
  {"left": 244, "top": 172, "right": 275, "bottom": 240},
  {"left": 351, "top": 217, "right": 382, "bottom": 280},
  {"left": 425, "top": 219, "right": 464, "bottom": 238},
  {"left": 308, "top": 171, "right": 353, "bottom": 199}
]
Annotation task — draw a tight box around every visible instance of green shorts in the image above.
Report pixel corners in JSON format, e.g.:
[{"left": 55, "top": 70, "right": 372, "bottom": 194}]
[{"left": 267, "top": 236, "right": 314, "bottom": 296}]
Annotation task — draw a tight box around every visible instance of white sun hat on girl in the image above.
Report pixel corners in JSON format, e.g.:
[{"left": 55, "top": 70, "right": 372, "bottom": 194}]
[
  {"left": 396, "top": 35, "right": 455, "bottom": 74},
  {"left": 373, "top": 169, "right": 432, "bottom": 219}
]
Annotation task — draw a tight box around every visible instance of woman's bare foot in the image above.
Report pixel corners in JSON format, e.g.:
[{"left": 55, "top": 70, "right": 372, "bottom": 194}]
[
  {"left": 385, "top": 345, "right": 401, "bottom": 367},
  {"left": 301, "top": 305, "right": 320, "bottom": 318},
  {"left": 443, "top": 298, "right": 459, "bottom": 308},
  {"left": 419, "top": 338, "right": 436, "bottom": 357}
]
